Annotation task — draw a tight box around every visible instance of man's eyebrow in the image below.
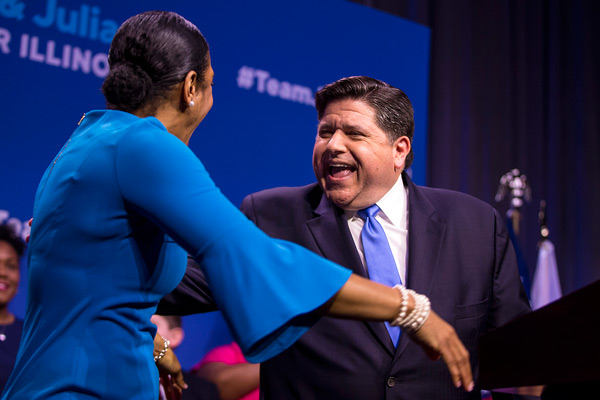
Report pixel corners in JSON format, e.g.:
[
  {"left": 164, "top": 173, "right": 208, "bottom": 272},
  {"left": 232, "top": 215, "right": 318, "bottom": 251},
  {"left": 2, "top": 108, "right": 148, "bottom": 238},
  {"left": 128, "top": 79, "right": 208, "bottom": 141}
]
[
  {"left": 342, "top": 124, "right": 366, "bottom": 131},
  {"left": 318, "top": 122, "right": 365, "bottom": 131}
]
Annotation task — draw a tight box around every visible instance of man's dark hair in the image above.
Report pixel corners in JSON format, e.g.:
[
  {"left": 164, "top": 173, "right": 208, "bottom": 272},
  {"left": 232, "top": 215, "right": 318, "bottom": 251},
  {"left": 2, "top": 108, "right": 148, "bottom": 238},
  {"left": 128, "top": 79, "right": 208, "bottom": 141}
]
[
  {"left": 0, "top": 225, "right": 26, "bottom": 258},
  {"left": 315, "top": 76, "right": 415, "bottom": 169},
  {"left": 101, "top": 11, "right": 210, "bottom": 114}
]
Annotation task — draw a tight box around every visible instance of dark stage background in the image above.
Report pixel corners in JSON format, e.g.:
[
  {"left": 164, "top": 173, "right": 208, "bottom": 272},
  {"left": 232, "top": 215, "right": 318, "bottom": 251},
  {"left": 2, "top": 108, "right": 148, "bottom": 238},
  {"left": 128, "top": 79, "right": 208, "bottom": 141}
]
[{"left": 356, "top": 0, "right": 600, "bottom": 297}]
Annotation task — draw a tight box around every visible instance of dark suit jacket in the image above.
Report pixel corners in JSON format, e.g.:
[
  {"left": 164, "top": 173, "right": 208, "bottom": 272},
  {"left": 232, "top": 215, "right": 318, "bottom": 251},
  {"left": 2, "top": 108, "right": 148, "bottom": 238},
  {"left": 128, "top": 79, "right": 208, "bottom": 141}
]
[
  {"left": 160, "top": 173, "right": 530, "bottom": 399},
  {"left": 240, "top": 173, "right": 530, "bottom": 399}
]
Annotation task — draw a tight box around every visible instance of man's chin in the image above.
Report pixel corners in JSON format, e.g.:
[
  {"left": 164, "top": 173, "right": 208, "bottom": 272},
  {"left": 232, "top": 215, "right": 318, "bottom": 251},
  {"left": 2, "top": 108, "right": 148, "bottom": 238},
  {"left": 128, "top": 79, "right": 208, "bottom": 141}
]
[{"left": 324, "top": 190, "right": 357, "bottom": 210}]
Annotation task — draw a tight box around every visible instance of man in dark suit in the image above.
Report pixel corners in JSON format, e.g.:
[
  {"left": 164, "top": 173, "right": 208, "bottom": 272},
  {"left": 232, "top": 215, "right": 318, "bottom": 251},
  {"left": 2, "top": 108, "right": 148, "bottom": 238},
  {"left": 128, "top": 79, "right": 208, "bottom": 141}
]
[
  {"left": 237, "top": 76, "right": 530, "bottom": 399},
  {"left": 160, "top": 76, "right": 530, "bottom": 399}
]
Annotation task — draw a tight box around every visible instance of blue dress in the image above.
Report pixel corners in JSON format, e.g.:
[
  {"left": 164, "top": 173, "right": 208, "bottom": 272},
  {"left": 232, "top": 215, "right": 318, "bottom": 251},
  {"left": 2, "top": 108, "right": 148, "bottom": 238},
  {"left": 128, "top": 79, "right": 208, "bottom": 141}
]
[{"left": 1, "top": 110, "right": 351, "bottom": 400}]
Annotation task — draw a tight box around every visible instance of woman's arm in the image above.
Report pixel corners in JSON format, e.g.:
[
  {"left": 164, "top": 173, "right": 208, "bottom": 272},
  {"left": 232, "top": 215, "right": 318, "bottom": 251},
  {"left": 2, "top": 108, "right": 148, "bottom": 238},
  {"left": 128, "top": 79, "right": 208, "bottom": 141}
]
[
  {"left": 321, "top": 274, "right": 474, "bottom": 392},
  {"left": 118, "top": 130, "right": 472, "bottom": 391}
]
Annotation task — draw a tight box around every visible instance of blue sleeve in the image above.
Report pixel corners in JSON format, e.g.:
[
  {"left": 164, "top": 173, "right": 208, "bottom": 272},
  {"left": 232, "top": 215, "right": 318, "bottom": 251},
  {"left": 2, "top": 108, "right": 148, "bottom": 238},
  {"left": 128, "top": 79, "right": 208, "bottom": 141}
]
[{"left": 115, "top": 125, "right": 352, "bottom": 362}]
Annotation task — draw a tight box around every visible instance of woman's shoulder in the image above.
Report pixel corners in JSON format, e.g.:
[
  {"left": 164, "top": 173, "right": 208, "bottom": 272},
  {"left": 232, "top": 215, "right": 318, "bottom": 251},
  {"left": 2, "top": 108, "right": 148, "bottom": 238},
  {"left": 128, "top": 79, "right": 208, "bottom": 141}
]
[
  {"left": 100, "top": 112, "right": 187, "bottom": 155},
  {"left": 82, "top": 110, "right": 168, "bottom": 136}
]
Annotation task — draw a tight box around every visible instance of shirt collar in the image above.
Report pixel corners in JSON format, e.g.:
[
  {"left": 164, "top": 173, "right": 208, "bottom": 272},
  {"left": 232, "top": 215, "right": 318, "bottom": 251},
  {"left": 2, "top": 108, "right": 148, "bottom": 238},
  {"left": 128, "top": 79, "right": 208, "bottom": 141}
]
[
  {"left": 376, "top": 174, "right": 407, "bottom": 227},
  {"left": 343, "top": 174, "right": 407, "bottom": 227}
]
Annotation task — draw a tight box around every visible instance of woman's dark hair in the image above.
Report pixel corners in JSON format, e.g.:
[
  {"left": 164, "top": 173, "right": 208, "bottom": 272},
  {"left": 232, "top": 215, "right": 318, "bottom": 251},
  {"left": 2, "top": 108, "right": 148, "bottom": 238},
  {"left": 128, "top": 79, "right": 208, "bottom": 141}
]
[
  {"left": 0, "top": 225, "right": 26, "bottom": 258},
  {"left": 315, "top": 76, "right": 415, "bottom": 169},
  {"left": 101, "top": 11, "right": 210, "bottom": 113}
]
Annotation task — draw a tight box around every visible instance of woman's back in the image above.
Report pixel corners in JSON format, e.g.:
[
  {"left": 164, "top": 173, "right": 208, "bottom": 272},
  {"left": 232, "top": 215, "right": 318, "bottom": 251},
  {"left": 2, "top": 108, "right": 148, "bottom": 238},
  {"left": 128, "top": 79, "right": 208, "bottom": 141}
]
[{"left": 4, "top": 110, "right": 188, "bottom": 399}]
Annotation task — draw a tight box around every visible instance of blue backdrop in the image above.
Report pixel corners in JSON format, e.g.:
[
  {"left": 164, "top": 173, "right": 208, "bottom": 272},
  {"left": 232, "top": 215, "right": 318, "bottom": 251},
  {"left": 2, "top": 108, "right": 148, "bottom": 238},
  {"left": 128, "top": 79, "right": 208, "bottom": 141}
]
[{"left": 0, "top": 0, "right": 430, "bottom": 368}]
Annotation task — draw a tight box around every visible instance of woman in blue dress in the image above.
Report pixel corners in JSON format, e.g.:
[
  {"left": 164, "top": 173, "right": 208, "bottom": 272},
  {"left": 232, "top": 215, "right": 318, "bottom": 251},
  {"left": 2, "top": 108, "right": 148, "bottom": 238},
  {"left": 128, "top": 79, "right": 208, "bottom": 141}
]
[{"left": 1, "top": 11, "right": 472, "bottom": 400}]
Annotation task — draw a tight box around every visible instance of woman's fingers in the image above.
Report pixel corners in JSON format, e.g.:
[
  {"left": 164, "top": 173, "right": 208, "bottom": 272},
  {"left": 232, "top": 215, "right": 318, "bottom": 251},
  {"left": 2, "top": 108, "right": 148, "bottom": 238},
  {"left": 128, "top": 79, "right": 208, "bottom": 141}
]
[
  {"left": 171, "top": 369, "right": 188, "bottom": 393},
  {"left": 160, "top": 372, "right": 184, "bottom": 400},
  {"left": 412, "top": 311, "right": 474, "bottom": 392},
  {"left": 440, "top": 337, "right": 473, "bottom": 391}
]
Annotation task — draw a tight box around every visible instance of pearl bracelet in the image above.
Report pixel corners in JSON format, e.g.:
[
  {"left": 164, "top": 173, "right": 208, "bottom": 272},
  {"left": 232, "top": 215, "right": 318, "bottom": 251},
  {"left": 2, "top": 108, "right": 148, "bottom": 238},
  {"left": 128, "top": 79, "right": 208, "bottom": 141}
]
[
  {"left": 390, "top": 285, "right": 431, "bottom": 334},
  {"left": 154, "top": 335, "right": 170, "bottom": 362}
]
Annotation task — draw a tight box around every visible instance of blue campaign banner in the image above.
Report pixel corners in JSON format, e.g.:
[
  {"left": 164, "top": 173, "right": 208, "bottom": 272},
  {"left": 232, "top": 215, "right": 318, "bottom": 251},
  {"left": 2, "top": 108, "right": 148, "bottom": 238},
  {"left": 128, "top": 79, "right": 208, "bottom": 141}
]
[{"left": 0, "top": 0, "right": 430, "bottom": 368}]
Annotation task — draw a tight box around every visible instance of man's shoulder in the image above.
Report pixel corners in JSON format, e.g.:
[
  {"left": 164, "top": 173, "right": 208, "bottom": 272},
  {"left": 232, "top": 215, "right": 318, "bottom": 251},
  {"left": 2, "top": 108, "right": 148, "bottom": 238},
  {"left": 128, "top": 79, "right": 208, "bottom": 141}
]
[
  {"left": 414, "top": 184, "right": 497, "bottom": 215},
  {"left": 240, "top": 183, "right": 325, "bottom": 228},
  {"left": 244, "top": 183, "right": 323, "bottom": 207},
  {"left": 418, "top": 184, "right": 486, "bottom": 203}
]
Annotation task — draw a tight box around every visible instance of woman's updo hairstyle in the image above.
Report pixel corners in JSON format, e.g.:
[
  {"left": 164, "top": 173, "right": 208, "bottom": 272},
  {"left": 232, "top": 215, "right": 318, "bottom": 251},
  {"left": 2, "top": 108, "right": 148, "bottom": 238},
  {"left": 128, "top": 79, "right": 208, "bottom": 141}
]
[{"left": 101, "top": 11, "right": 209, "bottom": 113}]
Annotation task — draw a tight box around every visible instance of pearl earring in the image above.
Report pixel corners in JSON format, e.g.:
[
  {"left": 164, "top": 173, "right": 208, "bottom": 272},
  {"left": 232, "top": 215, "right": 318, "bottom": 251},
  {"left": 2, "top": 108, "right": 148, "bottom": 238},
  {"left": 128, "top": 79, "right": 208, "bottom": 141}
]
[{"left": 189, "top": 100, "right": 195, "bottom": 107}]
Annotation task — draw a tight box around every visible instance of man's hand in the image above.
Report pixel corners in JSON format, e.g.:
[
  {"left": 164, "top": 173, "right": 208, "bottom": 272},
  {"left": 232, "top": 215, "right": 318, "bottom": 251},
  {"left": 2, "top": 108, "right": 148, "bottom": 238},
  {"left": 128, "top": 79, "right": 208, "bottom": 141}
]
[{"left": 410, "top": 311, "right": 474, "bottom": 392}]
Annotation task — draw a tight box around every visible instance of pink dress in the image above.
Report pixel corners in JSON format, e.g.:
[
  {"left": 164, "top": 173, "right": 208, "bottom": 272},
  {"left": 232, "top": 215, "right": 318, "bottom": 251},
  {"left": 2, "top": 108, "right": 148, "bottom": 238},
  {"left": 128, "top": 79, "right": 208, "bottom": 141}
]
[{"left": 195, "top": 342, "right": 259, "bottom": 400}]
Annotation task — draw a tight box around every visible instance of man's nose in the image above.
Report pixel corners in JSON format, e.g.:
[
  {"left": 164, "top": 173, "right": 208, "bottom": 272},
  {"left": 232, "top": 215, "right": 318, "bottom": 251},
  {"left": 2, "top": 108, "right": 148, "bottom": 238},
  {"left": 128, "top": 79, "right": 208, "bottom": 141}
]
[{"left": 326, "top": 130, "right": 347, "bottom": 153}]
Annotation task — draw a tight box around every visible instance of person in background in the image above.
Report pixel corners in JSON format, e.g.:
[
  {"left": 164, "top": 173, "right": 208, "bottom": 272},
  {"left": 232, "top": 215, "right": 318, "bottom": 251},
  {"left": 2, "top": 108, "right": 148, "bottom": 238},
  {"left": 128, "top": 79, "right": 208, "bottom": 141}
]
[
  {"left": 151, "top": 315, "right": 219, "bottom": 400},
  {"left": 0, "top": 225, "right": 25, "bottom": 393},
  {"left": 194, "top": 341, "right": 259, "bottom": 400}
]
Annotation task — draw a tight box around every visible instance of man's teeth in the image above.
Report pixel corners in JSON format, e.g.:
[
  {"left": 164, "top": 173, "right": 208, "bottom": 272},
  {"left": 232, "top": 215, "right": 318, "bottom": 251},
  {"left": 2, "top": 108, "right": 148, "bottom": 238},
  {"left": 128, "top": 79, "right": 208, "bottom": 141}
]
[{"left": 329, "top": 164, "right": 355, "bottom": 177}]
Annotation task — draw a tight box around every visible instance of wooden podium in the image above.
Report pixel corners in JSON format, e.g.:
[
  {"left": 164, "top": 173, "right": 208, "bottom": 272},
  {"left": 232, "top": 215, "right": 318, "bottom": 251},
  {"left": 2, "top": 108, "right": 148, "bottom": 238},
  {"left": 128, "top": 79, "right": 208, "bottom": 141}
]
[{"left": 478, "top": 279, "right": 600, "bottom": 395}]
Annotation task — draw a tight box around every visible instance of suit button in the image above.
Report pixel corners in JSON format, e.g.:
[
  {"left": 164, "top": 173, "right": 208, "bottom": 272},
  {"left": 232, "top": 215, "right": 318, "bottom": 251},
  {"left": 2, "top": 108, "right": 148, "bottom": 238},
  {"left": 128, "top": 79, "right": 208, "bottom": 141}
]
[{"left": 386, "top": 376, "right": 396, "bottom": 387}]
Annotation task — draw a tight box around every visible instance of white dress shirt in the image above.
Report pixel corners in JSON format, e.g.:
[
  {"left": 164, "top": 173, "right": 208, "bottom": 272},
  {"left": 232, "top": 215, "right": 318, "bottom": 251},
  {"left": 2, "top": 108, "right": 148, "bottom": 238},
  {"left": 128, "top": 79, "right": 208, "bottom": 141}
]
[{"left": 345, "top": 175, "right": 409, "bottom": 284}]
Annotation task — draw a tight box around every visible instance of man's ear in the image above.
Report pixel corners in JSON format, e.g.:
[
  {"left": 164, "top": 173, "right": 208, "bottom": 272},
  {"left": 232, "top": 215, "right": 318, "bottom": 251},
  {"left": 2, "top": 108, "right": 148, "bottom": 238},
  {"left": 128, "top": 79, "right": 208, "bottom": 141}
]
[{"left": 393, "top": 136, "right": 411, "bottom": 171}]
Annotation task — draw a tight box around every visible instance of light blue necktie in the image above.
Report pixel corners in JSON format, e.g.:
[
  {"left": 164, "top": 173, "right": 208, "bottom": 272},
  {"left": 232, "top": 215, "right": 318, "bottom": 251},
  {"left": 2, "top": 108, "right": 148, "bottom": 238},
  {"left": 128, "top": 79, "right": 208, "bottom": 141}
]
[{"left": 358, "top": 204, "right": 402, "bottom": 346}]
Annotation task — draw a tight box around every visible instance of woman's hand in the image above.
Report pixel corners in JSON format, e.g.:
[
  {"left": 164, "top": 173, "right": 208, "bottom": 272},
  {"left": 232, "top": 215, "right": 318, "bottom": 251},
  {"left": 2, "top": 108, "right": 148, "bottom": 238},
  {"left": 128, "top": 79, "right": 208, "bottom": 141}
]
[
  {"left": 410, "top": 311, "right": 474, "bottom": 392},
  {"left": 159, "top": 372, "right": 183, "bottom": 400},
  {"left": 154, "top": 334, "right": 187, "bottom": 399},
  {"left": 316, "top": 275, "right": 474, "bottom": 391}
]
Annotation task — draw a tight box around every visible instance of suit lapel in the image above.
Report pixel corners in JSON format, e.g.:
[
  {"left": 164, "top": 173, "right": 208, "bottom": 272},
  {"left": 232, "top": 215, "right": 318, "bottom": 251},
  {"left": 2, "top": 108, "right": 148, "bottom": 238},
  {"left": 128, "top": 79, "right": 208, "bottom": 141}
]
[
  {"left": 307, "top": 192, "right": 396, "bottom": 356},
  {"left": 395, "top": 174, "right": 446, "bottom": 359},
  {"left": 306, "top": 193, "right": 366, "bottom": 277}
]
